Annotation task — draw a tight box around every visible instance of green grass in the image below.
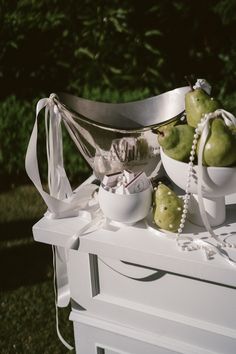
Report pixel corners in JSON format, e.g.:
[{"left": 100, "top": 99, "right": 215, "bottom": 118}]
[{"left": 0, "top": 185, "right": 75, "bottom": 353}]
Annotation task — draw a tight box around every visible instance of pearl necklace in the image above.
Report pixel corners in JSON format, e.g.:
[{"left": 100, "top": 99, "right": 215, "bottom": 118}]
[
  {"left": 177, "top": 124, "right": 201, "bottom": 237},
  {"left": 176, "top": 110, "right": 236, "bottom": 264}
]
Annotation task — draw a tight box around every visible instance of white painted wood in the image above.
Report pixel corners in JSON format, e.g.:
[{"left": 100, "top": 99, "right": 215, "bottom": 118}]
[
  {"left": 77, "top": 207, "right": 236, "bottom": 287},
  {"left": 32, "top": 210, "right": 92, "bottom": 248},
  {"left": 71, "top": 311, "right": 199, "bottom": 354},
  {"left": 32, "top": 176, "right": 236, "bottom": 353},
  {"left": 68, "top": 251, "right": 236, "bottom": 354},
  {"left": 33, "top": 201, "right": 236, "bottom": 287},
  {"left": 98, "top": 257, "right": 158, "bottom": 279},
  {"left": 96, "top": 256, "right": 236, "bottom": 330},
  {"left": 73, "top": 320, "right": 97, "bottom": 354}
]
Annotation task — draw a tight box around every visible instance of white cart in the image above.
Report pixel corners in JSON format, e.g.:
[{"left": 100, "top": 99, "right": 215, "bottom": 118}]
[{"left": 33, "top": 177, "right": 236, "bottom": 354}]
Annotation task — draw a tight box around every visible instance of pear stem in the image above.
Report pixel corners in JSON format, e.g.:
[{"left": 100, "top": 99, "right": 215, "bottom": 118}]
[
  {"left": 184, "top": 75, "right": 194, "bottom": 91},
  {"left": 156, "top": 129, "right": 164, "bottom": 137}
]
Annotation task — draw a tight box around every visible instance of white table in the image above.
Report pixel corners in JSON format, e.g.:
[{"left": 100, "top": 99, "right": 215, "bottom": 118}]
[{"left": 33, "top": 180, "right": 236, "bottom": 354}]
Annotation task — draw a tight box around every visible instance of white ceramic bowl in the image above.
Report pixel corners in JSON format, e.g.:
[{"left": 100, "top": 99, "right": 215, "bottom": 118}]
[
  {"left": 160, "top": 149, "right": 236, "bottom": 198},
  {"left": 98, "top": 185, "right": 153, "bottom": 224}
]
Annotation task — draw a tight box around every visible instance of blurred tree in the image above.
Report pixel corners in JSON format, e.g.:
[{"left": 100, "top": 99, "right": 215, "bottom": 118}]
[{"left": 1, "top": 0, "right": 235, "bottom": 100}]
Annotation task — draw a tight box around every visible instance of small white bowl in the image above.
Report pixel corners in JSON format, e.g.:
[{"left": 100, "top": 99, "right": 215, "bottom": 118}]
[{"left": 98, "top": 185, "right": 153, "bottom": 224}]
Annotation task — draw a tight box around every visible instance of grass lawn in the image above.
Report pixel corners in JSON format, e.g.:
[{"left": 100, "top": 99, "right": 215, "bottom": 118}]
[{"left": 0, "top": 185, "right": 75, "bottom": 353}]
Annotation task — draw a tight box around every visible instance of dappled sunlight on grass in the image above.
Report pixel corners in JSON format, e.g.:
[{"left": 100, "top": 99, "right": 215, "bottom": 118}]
[
  {"left": 0, "top": 185, "right": 74, "bottom": 353},
  {"left": 0, "top": 282, "right": 74, "bottom": 354},
  {"left": 0, "top": 185, "right": 46, "bottom": 223}
]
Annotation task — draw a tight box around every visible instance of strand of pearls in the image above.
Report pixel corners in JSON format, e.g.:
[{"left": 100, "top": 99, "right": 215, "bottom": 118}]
[
  {"left": 174, "top": 110, "right": 236, "bottom": 263},
  {"left": 176, "top": 117, "right": 204, "bottom": 248}
]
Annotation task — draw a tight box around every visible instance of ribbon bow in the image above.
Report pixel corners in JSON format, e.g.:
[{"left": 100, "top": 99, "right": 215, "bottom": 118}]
[{"left": 25, "top": 94, "right": 100, "bottom": 350}]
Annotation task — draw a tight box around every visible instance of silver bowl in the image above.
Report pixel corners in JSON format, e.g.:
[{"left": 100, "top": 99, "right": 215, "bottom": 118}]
[{"left": 55, "top": 87, "right": 189, "bottom": 179}]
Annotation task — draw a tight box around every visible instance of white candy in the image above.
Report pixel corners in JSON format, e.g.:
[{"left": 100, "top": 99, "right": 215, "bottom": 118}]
[{"left": 103, "top": 169, "right": 150, "bottom": 195}]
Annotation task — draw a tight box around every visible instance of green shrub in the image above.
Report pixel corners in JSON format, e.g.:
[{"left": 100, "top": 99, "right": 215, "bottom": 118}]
[
  {"left": 0, "top": 96, "right": 33, "bottom": 185},
  {"left": 1, "top": 0, "right": 236, "bottom": 99}
]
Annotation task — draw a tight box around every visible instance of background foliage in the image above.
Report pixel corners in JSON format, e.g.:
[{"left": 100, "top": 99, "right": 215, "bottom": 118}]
[
  {"left": 1, "top": 2, "right": 236, "bottom": 352},
  {"left": 0, "top": 0, "right": 236, "bottom": 186}
]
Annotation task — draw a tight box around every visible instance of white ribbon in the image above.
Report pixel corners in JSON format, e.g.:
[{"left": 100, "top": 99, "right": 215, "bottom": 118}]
[
  {"left": 193, "top": 78, "right": 212, "bottom": 95},
  {"left": 25, "top": 94, "right": 100, "bottom": 350},
  {"left": 52, "top": 245, "right": 74, "bottom": 350},
  {"left": 25, "top": 94, "right": 98, "bottom": 218}
]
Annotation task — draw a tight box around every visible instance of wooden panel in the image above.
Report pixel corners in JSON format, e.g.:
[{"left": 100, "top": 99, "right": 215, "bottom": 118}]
[
  {"left": 72, "top": 313, "right": 182, "bottom": 354},
  {"left": 69, "top": 251, "right": 236, "bottom": 354}
]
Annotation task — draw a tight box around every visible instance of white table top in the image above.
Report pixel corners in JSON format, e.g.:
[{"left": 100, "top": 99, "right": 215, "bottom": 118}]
[{"left": 33, "top": 190, "right": 236, "bottom": 288}]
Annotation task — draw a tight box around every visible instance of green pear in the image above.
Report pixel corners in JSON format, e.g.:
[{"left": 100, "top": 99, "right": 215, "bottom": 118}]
[
  {"left": 185, "top": 88, "right": 221, "bottom": 128},
  {"left": 199, "top": 117, "right": 236, "bottom": 166},
  {"left": 153, "top": 183, "right": 183, "bottom": 232},
  {"left": 157, "top": 124, "right": 195, "bottom": 162}
]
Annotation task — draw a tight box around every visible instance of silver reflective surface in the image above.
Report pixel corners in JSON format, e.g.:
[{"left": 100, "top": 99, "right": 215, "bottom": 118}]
[{"left": 55, "top": 87, "right": 189, "bottom": 179}]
